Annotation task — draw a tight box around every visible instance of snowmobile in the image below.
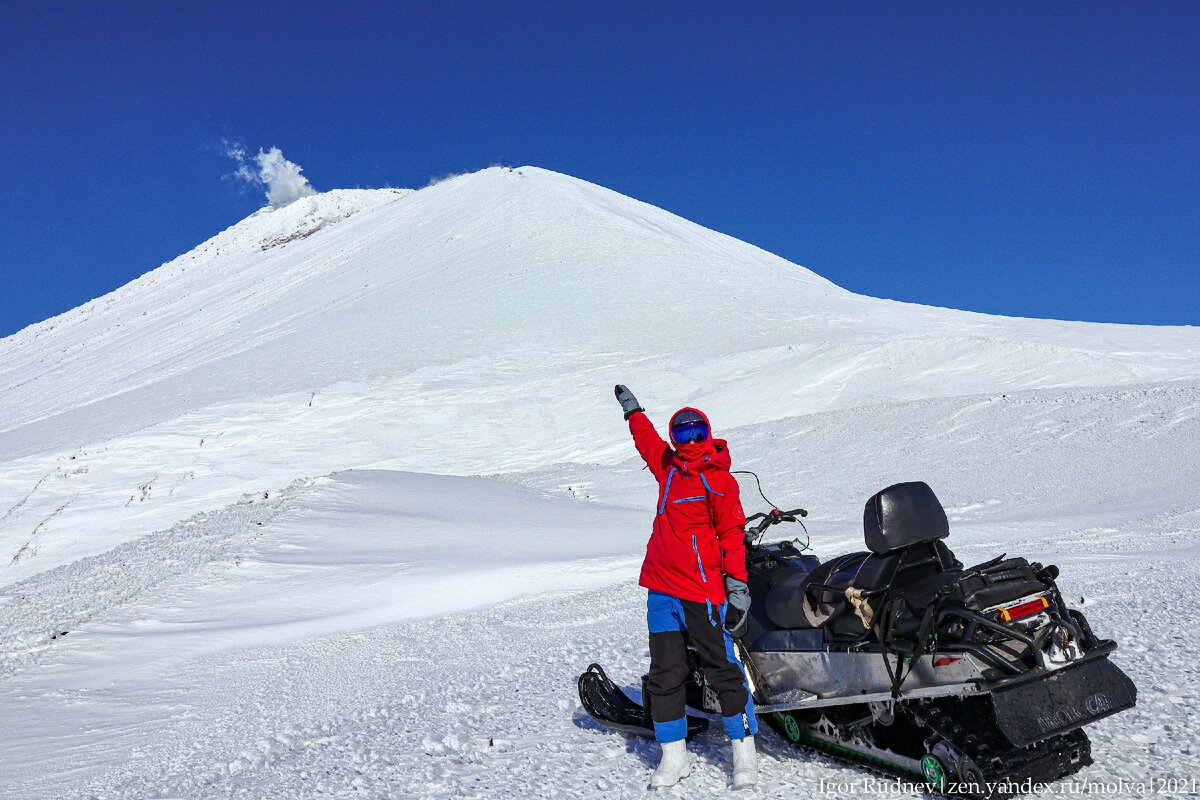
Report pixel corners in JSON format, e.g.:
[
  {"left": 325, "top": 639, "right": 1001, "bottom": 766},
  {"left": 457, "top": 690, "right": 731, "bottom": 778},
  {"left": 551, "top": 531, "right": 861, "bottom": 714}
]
[{"left": 578, "top": 481, "right": 1136, "bottom": 797}]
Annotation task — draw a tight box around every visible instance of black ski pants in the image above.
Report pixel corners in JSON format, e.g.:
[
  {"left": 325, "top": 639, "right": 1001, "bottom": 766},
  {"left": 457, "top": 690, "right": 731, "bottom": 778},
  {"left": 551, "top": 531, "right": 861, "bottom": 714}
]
[{"left": 645, "top": 590, "right": 758, "bottom": 742}]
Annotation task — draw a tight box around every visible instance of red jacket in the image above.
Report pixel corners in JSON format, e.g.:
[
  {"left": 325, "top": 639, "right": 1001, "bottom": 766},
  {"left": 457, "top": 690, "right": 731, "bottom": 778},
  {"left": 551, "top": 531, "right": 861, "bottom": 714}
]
[{"left": 629, "top": 408, "right": 748, "bottom": 604}]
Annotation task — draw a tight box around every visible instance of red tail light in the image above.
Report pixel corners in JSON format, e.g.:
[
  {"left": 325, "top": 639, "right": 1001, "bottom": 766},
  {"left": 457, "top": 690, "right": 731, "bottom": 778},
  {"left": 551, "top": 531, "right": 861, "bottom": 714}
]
[{"left": 996, "top": 595, "right": 1049, "bottom": 623}]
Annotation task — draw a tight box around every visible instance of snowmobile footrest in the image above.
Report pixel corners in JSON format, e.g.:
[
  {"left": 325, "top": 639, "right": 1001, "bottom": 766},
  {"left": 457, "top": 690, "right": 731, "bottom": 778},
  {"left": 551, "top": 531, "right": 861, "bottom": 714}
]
[{"left": 577, "top": 663, "right": 709, "bottom": 740}]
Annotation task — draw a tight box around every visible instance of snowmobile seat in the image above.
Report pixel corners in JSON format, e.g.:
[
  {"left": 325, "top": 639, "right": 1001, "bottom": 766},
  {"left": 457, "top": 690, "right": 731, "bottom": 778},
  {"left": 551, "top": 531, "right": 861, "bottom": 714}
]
[
  {"left": 763, "top": 551, "right": 869, "bottom": 629},
  {"left": 851, "top": 539, "right": 958, "bottom": 591}
]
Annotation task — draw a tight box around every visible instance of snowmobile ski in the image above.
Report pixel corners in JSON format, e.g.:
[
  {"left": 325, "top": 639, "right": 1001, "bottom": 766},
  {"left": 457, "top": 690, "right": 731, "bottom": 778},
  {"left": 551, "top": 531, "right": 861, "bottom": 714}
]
[{"left": 577, "top": 663, "right": 709, "bottom": 740}]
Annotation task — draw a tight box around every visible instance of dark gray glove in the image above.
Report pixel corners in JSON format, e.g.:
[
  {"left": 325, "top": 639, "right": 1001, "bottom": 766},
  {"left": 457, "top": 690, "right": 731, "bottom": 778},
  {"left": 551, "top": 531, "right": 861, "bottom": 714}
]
[
  {"left": 725, "top": 577, "right": 751, "bottom": 637},
  {"left": 614, "top": 384, "right": 644, "bottom": 420}
]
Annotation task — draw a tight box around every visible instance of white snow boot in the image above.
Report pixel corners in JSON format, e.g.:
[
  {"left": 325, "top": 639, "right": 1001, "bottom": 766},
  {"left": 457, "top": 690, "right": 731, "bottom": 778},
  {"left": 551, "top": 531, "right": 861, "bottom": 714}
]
[
  {"left": 650, "top": 739, "right": 692, "bottom": 789},
  {"left": 730, "top": 735, "right": 759, "bottom": 789}
]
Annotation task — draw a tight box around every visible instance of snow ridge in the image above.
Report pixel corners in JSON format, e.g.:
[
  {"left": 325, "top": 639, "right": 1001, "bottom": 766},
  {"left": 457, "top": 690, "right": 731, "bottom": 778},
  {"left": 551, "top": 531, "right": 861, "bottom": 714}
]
[{"left": 0, "top": 483, "right": 302, "bottom": 684}]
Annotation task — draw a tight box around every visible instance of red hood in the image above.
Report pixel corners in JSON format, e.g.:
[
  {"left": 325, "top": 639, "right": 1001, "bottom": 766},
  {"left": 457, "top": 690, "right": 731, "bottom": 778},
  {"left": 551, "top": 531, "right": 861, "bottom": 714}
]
[{"left": 669, "top": 407, "right": 731, "bottom": 471}]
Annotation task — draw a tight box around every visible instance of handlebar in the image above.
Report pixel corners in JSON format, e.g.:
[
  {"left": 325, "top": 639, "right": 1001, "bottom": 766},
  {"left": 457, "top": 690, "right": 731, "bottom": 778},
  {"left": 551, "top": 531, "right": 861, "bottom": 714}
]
[{"left": 745, "top": 506, "right": 808, "bottom": 537}]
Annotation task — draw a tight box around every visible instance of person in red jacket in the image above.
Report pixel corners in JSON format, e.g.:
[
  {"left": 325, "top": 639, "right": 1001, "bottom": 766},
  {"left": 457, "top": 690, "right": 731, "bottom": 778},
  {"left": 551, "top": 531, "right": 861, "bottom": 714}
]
[{"left": 614, "top": 385, "right": 759, "bottom": 790}]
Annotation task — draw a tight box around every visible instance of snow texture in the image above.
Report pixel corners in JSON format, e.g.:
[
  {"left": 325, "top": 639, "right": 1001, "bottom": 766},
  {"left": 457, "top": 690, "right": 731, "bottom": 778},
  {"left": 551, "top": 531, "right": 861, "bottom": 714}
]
[{"left": 0, "top": 166, "right": 1197, "bottom": 798}]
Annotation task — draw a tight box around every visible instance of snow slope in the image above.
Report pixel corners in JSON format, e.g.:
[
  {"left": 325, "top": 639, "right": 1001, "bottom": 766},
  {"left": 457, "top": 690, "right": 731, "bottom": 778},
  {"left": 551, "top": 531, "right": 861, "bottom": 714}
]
[
  {"left": 0, "top": 166, "right": 1198, "bottom": 798},
  {"left": 3, "top": 166, "right": 1198, "bottom": 583}
]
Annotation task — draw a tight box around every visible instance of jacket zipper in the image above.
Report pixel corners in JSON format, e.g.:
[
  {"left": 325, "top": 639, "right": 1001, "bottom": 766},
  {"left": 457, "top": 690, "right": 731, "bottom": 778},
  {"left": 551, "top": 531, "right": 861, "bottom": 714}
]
[
  {"left": 691, "top": 534, "right": 708, "bottom": 583},
  {"left": 657, "top": 468, "right": 677, "bottom": 516}
]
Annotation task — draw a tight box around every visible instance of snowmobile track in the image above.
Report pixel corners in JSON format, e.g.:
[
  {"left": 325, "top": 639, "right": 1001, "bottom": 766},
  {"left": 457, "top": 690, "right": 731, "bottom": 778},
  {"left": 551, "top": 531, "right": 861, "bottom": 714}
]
[{"left": 765, "top": 696, "right": 1093, "bottom": 799}]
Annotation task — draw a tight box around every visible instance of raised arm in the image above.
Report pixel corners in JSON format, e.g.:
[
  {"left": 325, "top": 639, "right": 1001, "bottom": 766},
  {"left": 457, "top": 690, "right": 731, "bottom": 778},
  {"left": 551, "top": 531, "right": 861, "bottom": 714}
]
[
  {"left": 628, "top": 410, "right": 670, "bottom": 480},
  {"left": 614, "top": 384, "right": 669, "bottom": 480}
]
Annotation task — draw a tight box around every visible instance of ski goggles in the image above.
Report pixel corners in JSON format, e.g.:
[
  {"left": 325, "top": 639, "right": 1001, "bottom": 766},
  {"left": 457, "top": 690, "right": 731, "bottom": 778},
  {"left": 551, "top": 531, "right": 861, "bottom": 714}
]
[{"left": 670, "top": 417, "right": 710, "bottom": 445}]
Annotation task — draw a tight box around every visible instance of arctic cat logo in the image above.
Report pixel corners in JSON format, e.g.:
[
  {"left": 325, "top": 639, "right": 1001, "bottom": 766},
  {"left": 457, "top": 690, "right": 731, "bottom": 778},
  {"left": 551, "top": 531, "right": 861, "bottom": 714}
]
[
  {"left": 1036, "top": 704, "right": 1084, "bottom": 732},
  {"left": 1036, "top": 693, "right": 1112, "bottom": 732},
  {"left": 1085, "top": 692, "right": 1113, "bottom": 715}
]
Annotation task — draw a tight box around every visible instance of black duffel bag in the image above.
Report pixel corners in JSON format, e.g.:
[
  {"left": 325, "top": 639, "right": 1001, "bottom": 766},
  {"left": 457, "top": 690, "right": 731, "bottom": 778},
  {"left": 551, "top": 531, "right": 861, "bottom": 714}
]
[{"left": 940, "top": 555, "right": 1048, "bottom": 612}]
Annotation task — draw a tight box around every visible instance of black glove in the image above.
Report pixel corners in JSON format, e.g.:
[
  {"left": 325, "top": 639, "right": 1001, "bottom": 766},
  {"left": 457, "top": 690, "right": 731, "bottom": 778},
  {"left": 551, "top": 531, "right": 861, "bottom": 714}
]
[
  {"left": 614, "top": 385, "right": 643, "bottom": 420},
  {"left": 725, "top": 577, "right": 751, "bottom": 638}
]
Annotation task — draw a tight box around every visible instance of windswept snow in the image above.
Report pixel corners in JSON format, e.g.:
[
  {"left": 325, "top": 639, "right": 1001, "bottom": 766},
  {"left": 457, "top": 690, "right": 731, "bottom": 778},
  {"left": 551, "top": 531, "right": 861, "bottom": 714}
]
[
  {"left": 0, "top": 166, "right": 1198, "bottom": 798},
  {"left": 0, "top": 471, "right": 651, "bottom": 798}
]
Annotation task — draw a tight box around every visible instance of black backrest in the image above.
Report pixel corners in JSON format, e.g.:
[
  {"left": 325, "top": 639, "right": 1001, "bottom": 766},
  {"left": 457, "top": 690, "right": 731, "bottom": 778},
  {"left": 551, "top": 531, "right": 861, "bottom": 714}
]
[{"left": 863, "top": 481, "right": 949, "bottom": 555}]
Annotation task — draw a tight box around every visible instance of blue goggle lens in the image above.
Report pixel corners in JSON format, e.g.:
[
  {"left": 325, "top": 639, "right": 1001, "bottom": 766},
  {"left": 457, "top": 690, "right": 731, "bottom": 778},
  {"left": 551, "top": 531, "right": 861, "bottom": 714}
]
[{"left": 671, "top": 420, "right": 710, "bottom": 445}]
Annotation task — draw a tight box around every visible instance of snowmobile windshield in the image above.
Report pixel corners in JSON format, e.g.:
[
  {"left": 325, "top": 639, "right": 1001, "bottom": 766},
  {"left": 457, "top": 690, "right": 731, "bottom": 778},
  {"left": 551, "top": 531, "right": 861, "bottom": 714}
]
[{"left": 670, "top": 412, "right": 710, "bottom": 445}]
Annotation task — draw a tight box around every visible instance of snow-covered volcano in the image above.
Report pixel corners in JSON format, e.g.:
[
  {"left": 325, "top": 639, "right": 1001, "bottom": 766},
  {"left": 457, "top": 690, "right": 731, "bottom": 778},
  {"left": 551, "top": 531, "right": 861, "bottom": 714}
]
[
  {"left": 3, "top": 166, "right": 1198, "bottom": 577},
  {"left": 1, "top": 167, "right": 1197, "bottom": 798},
  {"left": 4, "top": 168, "right": 1197, "bottom": 449}
]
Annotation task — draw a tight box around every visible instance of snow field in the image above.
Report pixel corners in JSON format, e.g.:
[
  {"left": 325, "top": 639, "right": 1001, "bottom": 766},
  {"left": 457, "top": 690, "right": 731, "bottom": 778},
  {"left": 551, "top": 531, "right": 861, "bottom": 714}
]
[
  {"left": 1, "top": 166, "right": 1198, "bottom": 797},
  {"left": 2, "top": 379, "right": 1198, "bottom": 797},
  {"left": 7, "top": 555, "right": 1195, "bottom": 799}
]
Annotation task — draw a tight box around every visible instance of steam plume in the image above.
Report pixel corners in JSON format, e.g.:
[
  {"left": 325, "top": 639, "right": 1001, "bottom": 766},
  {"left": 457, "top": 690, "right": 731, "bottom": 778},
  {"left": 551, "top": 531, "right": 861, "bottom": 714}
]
[{"left": 226, "top": 143, "right": 317, "bottom": 207}]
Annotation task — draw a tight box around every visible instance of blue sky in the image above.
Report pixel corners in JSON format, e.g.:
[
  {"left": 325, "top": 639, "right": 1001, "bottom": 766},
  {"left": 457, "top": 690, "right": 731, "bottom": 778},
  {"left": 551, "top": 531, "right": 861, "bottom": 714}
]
[{"left": 2, "top": 2, "right": 1197, "bottom": 336}]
